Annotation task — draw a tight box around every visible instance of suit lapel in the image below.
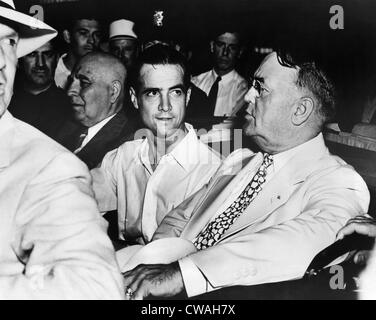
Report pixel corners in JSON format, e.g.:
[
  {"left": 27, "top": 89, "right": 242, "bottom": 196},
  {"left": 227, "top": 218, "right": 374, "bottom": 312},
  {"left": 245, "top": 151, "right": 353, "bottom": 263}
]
[
  {"left": 78, "top": 110, "right": 136, "bottom": 168},
  {"left": 181, "top": 152, "right": 263, "bottom": 240},
  {"left": 182, "top": 174, "right": 236, "bottom": 240},
  {"left": 221, "top": 161, "right": 303, "bottom": 240},
  {"left": 219, "top": 135, "right": 329, "bottom": 242},
  {"left": 79, "top": 111, "right": 126, "bottom": 155}
]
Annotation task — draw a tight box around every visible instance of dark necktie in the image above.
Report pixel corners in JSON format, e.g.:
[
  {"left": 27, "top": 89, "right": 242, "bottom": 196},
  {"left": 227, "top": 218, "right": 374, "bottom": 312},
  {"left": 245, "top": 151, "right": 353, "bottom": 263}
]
[
  {"left": 208, "top": 76, "right": 221, "bottom": 116},
  {"left": 73, "top": 126, "right": 88, "bottom": 152},
  {"left": 194, "top": 153, "right": 273, "bottom": 250}
]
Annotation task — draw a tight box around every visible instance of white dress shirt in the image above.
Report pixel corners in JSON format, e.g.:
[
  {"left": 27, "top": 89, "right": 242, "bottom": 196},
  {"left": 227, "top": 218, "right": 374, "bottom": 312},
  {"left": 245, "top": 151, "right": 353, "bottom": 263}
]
[
  {"left": 192, "top": 69, "right": 248, "bottom": 116},
  {"left": 91, "top": 123, "right": 222, "bottom": 243},
  {"left": 54, "top": 53, "right": 71, "bottom": 90},
  {"left": 74, "top": 114, "right": 117, "bottom": 154},
  {"left": 179, "top": 134, "right": 327, "bottom": 297}
]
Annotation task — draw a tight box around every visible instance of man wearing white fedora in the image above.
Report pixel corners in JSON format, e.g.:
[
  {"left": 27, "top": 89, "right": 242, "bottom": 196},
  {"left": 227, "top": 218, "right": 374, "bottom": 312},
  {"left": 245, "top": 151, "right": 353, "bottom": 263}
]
[
  {"left": 0, "top": 0, "right": 123, "bottom": 299},
  {"left": 109, "top": 19, "right": 138, "bottom": 70}
]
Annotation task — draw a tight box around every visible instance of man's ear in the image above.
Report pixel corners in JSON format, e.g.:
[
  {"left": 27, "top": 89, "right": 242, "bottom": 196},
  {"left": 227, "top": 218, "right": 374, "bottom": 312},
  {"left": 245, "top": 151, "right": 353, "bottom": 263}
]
[
  {"left": 110, "top": 80, "right": 122, "bottom": 104},
  {"left": 292, "top": 96, "right": 315, "bottom": 126},
  {"left": 210, "top": 41, "right": 214, "bottom": 53},
  {"left": 130, "top": 87, "right": 139, "bottom": 109},
  {"left": 63, "top": 30, "right": 71, "bottom": 44},
  {"left": 185, "top": 87, "right": 191, "bottom": 107}
]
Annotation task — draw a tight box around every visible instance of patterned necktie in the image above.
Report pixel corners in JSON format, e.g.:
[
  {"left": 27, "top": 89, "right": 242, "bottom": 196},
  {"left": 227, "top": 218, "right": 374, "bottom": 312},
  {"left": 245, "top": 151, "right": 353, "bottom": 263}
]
[
  {"left": 194, "top": 153, "right": 273, "bottom": 250},
  {"left": 208, "top": 76, "right": 221, "bottom": 115}
]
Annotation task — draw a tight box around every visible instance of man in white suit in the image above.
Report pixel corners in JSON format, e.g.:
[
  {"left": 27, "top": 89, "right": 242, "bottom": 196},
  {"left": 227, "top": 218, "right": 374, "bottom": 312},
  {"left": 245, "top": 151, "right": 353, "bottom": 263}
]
[
  {"left": 122, "top": 50, "right": 370, "bottom": 299},
  {"left": 0, "top": 0, "right": 123, "bottom": 299}
]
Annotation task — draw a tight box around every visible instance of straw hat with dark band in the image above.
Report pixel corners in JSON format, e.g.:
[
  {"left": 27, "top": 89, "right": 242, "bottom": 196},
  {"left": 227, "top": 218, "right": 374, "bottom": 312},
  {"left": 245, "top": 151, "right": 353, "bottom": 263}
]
[{"left": 0, "top": 0, "right": 57, "bottom": 57}]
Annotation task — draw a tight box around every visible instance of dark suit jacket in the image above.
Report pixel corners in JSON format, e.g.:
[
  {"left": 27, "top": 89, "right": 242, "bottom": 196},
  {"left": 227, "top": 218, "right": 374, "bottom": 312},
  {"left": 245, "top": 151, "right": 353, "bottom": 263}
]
[
  {"left": 185, "top": 83, "right": 227, "bottom": 130},
  {"left": 56, "top": 109, "right": 141, "bottom": 169},
  {"left": 8, "top": 83, "right": 71, "bottom": 139},
  {"left": 185, "top": 82, "right": 211, "bottom": 119}
]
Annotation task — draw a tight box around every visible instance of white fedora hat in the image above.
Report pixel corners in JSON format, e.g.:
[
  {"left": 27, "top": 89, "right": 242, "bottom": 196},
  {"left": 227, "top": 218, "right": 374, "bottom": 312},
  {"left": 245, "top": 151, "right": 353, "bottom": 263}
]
[
  {"left": 0, "top": 0, "right": 57, "bottom": 57},
  {"left": 109, "top": 19, "right": 137, "bottom": 40}
]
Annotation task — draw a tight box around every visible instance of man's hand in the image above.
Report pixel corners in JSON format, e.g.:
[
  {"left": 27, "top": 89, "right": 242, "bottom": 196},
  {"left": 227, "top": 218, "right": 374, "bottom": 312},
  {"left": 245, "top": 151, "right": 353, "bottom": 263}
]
[
  {"left": 122, "top": 262, "right": 184, "bottom": 300},
  {"left": 337, "top": 215, "right": 376, "bottom": 240},
  {"left": 336, "top": 215, "right": 376, "bottom": 264}
]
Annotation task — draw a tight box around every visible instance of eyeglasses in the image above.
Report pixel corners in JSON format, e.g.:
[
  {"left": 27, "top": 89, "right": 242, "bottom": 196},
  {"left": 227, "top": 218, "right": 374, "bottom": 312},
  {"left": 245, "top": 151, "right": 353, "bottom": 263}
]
[{"left": 249, "top": 78, "right": 270, "bottom": 97}]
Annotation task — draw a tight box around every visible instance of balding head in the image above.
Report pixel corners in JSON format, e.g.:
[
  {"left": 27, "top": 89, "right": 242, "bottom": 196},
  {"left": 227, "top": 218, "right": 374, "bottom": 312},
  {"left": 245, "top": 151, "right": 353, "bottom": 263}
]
[
  {"left": 80, "top": 52, "right": 127, "bottom": 87},
  {"left": 67, "top": 52, "right": 127, "bottom": 127}
]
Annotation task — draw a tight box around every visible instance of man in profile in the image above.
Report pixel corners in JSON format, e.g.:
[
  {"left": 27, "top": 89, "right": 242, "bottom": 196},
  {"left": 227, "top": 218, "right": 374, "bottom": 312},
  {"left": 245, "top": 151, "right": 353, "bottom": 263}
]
[
  {"left": 0, "top": 0, "right": 123, "bottom": 299},
  {"left": 122, "top": 50, "right": 369, "bottom": 300},
  {"left": 56, "top": 52, "right": 139, "bottom": 169}
]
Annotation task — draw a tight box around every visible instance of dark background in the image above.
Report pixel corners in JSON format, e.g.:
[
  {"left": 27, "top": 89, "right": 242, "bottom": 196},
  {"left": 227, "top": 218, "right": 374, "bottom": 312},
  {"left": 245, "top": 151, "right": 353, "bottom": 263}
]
[{"left": 14, "top": 0, "right": 376, "bottom": 130}]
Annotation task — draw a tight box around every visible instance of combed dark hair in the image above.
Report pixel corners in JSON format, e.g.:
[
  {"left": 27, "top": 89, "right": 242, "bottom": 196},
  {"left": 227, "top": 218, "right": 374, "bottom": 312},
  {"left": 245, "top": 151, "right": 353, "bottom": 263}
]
[
  {"left": 276, "top": 49, "right": 336, "bottom": 126},
  {"left": 62, "top": 1, "right": 102, "bottom": 33},
  {"left": 65, "top": 15, "right": 102, "bottom": 33},
  {"left": 212, "top": 29, "right": 243, "bottom": 46},
  {"left": 130, "top": 44, "right": 191, "bottom": 93}
]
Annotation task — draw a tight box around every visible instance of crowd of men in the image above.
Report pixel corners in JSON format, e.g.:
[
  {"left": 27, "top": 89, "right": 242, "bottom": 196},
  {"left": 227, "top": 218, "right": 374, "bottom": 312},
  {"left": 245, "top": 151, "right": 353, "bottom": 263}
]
[{"left": 1, "top": 0, "right": 376, "bottom": 300}]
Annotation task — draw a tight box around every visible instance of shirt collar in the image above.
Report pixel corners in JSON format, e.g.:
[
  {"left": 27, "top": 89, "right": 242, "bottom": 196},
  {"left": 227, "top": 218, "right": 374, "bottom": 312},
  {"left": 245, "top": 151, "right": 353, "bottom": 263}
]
[
  {"left": 58, "top": 53, "right": 69, "bottom": 72},
  {"left": 0, "top": 111, "right": 15, "bottom": 168},
  {"left": 87, "top": 113, "right": 117, "bottom": 141},
  {"left": 139, "top": 123, "right": 199, "bottom": 172},
  {"left": 167, "top": 123, "right": 199, "bottom": 171},
  {"left": 270, "top": 133, "right": 324, "bottom": 173},
  {"left": 211, "top": 69, "right": 236, "bottom": 82}
]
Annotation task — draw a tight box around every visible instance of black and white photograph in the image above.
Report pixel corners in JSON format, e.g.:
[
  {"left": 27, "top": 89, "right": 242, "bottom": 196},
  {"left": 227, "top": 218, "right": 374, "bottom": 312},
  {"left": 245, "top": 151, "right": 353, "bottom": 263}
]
[{"left": 0, "top": 0, "right": 376, "bottom": 304}]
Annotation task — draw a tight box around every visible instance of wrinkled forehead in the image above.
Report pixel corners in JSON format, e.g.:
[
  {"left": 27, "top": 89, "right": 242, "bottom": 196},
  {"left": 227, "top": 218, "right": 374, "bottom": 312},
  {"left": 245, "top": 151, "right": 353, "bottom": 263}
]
[
  {"left": 75, "top": 58, "right": 97, "bottom": 76},
  {"left": 255, "top": 52, "right": 298, "bottom": 88},
  {"left": 76, "top": 56, "right": 121, "bottom": 82}
]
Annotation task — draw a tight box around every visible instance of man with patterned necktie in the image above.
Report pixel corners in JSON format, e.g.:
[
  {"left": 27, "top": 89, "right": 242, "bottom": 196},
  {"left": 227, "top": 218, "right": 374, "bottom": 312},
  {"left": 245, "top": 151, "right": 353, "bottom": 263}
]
[{"left": 121, "top": 49, "right": 370, "bottom": 300}]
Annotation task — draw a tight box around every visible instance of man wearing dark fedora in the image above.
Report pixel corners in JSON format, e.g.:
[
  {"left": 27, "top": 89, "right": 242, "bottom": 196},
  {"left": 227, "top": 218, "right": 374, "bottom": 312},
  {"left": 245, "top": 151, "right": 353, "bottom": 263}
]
[{"left": 0, "top": 0, "right": 123, "bottom": 299}]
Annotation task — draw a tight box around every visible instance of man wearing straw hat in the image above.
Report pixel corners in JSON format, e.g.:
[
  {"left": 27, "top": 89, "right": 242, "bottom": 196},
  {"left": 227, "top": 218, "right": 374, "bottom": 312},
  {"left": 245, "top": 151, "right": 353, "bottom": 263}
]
[
  {"left": 0, "top": 0, "right": 123, "bottom": 299},
  {"left": 109, "top": 19, "right": 138, "bottom": 71}
]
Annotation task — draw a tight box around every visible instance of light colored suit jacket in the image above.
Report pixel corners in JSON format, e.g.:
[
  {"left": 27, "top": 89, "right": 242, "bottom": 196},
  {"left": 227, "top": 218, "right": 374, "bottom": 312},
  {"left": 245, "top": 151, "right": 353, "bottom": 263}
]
[
  {"left": 0, "top": 111, "right": 124, "bottom": 299},
  {"left": 153, "top": 134, "right": 370, "bottom": 295}
]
